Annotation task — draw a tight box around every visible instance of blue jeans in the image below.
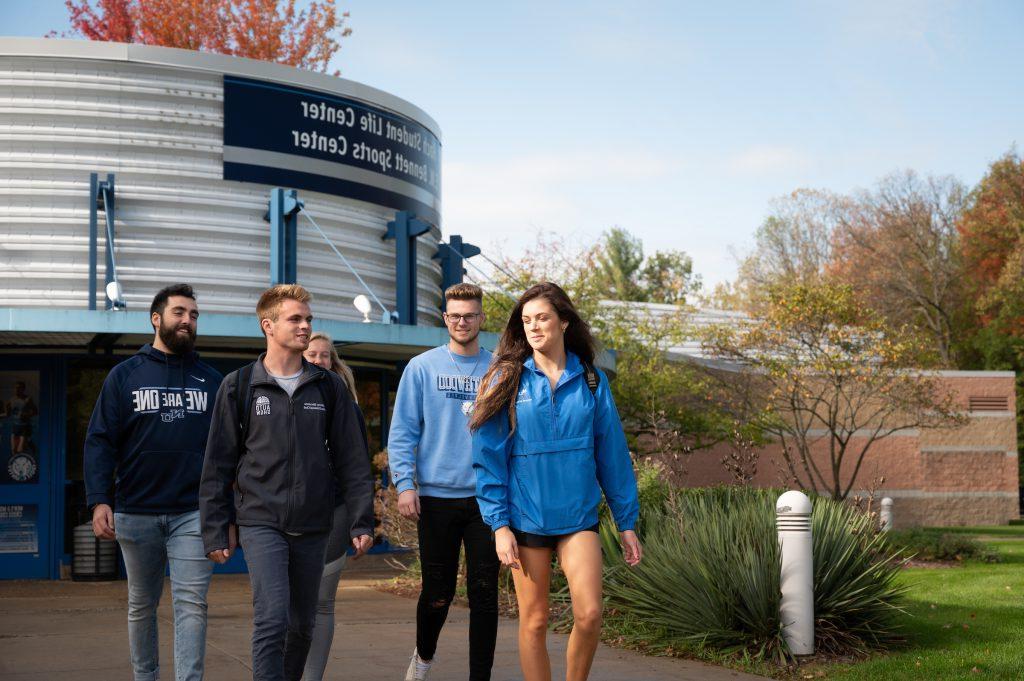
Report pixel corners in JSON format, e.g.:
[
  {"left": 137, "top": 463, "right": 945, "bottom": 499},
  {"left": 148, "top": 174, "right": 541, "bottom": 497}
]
[
  {"left": 115, "top": 510, "right": 213, "bottom": 681},
  {"left": 240, "top": 525, "right": 329, "bottom": 681},
  {"left": 302, "top": 503, "right": 349, "bottom": 681}
]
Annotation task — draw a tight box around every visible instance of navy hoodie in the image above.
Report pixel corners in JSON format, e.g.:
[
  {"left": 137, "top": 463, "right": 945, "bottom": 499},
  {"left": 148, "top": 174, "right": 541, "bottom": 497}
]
[{"left": 85, "top": 344, "right": 223, "bottom": 513}]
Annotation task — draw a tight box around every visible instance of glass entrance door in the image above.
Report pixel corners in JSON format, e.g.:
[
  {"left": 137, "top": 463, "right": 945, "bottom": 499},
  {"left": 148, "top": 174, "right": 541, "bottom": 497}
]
[{"left": 0, "top": 361, "right": 54, "bottom": 579}]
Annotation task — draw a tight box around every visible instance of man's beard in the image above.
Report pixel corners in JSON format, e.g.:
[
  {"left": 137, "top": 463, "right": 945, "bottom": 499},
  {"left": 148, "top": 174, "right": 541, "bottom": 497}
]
[
  {"left": 159, "top": 319, "right": 196, "bottom": 355},
  {"left": 450, "top": 328, "right": 480, "bottom": 347}
]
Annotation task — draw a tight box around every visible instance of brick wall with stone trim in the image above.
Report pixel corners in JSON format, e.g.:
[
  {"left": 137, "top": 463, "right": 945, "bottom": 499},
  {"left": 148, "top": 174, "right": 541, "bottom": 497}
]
[{"left": 682, "top": 371, "right": 1019, "bottom": 527}]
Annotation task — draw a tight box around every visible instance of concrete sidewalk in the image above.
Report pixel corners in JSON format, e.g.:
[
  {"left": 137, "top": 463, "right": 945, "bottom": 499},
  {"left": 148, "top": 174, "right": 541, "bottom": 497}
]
[{"left": 0, "top": 557, "right": 766, "bottom": 680}]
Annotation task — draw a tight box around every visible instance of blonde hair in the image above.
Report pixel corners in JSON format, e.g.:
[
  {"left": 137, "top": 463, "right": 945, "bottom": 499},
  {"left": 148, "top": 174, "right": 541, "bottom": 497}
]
[
  {"left": 308, "top": 332, "right": 358, "bottom": 404},
  {"left": 256, "top": 284, "right": 312, "bottom": 334}
]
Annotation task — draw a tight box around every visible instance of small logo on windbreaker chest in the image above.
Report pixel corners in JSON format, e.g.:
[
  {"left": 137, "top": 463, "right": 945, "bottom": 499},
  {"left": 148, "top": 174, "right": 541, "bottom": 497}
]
[{"left": 255, "top": 395, "right": 271, "bottom": 416}]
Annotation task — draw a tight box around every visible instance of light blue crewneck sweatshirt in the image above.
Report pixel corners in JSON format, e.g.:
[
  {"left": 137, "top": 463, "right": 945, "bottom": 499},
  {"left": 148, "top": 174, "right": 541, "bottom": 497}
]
[{"left": 388, "top": 344, "right": 492, "bottom": 498}]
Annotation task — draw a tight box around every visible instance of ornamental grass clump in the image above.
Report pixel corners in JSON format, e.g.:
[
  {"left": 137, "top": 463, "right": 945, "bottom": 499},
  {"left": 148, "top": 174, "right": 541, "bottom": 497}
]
[
  {"left": 576, "top": 484, "right": 906, "bottom": 663},
  {"left": 811, "top": 495, "right": 909, "bottom": 654}
]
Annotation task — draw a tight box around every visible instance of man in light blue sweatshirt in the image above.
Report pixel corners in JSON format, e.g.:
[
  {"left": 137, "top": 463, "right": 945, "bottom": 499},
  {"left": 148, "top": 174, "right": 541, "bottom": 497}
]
[{"left": 389, "top": 283, "right": 497, "bottom": 681}]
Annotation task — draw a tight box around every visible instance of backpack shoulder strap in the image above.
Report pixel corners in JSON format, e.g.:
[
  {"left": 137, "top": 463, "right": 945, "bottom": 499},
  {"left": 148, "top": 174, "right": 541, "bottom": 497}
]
[
  {"left": 582, "top": 362, "right": 600, "bottom": 396},
  {"left": 234, "top": 362, "right": 255, "bottom": 449}
]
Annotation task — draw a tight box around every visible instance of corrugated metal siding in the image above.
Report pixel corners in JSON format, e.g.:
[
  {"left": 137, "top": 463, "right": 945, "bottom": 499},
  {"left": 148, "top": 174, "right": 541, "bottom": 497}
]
[{"left": 0, "top": 54, "right": 441, "bottom": 324}]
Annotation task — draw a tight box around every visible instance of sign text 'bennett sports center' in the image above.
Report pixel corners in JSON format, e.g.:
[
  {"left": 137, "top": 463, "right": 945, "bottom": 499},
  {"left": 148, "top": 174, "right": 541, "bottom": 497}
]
[{"left": 222, "top": 76, "right": 442, "bottom": 225}]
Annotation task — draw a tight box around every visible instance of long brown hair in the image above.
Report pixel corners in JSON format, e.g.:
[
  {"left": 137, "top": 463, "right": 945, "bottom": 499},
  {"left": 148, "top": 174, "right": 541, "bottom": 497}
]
[{"left": 470, "top": 282, "right": 595, "bottom": 431}]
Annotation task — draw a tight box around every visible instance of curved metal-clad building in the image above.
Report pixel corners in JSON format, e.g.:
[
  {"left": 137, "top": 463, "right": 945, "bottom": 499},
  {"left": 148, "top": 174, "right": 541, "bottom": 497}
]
[
  {"left": 0, "top": 37, "right": 442, "bottom": 323},
  {"left": 0, "top": 38, "right": 489, "bottom": 580}
]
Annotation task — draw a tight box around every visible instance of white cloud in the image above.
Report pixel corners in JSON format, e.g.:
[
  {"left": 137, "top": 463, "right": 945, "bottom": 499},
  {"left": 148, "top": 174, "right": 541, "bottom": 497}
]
[
  {"left": 726, "top": 145, "right": 811, "bottom": 175},
  {"left": 440, "top": 150, "right": 678, "bottom": 259}
]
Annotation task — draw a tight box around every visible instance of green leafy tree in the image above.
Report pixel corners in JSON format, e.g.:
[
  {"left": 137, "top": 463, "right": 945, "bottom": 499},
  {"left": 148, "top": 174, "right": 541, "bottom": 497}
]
[
  {"left": 593, "top": 227, "right": 701, "bottom": 306},
  {"left": 597, "top": 302, "right": 738, "bottom": 476},
  {"left": 640, "top": 250, "right": 701, "bottom": 305},
  {"left": 595, "top": 227, "right": 645, "bottom": 302}
]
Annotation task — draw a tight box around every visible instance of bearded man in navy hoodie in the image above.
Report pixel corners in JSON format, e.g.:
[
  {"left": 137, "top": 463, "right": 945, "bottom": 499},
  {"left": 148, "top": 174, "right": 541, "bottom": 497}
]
[{"left": 85, "top": 283, "right": 222, "bottom": 681}]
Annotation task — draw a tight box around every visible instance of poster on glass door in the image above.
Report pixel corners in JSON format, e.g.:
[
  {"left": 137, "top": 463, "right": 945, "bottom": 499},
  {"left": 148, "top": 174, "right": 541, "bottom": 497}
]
[
  {"left": 0, "top": 504, "right": 39, "bottom": 554},
  {"left": 0, "top": 371, "right": 41, "bottom": 485}
]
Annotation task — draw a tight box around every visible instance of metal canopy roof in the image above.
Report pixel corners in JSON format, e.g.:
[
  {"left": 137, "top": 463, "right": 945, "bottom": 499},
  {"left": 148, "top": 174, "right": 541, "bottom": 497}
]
[
  {"left": 0, "top": 308, "right": 622, "bottom": 374},
  {"left": 0, "top": 308, "right": 497, "bottom": 362}
]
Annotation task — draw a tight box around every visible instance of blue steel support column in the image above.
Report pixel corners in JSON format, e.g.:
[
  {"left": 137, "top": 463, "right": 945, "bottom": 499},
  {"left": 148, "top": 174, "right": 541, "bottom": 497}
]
[
  {"left": 266, "top": 188, "right": 303, "bottom": 285},
  {"left": 88, "top": 173, "right": 98, "bottom": 310},
  {"left": 101, "top": 174, "right": 116, "bottom": 310},
  {"left": 435, "top": 235, "right": 481, "bottom": 310},
  {"left": 51, "top": 355, "right": 68, "bottom": 579},
  {"left": 384, "top": 211, "right": 431, "bottom": 325}
]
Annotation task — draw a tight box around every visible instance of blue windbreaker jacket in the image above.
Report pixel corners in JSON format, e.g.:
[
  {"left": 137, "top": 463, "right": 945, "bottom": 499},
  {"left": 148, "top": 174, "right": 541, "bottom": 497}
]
[{"left": 472, "top": 352, "right": 639, "bottom": 535}]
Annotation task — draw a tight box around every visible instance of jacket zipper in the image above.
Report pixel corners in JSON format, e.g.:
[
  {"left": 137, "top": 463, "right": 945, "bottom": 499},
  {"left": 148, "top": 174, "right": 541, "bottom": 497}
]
[
  {"left": 549, "top": 380, "right": 557, "bottom": 433},
  {"left": 252, "top": 370, "right": 324, "bottom": 534},
  {"left": 284, "top": 396, "right": 296, "bottom": 531}
]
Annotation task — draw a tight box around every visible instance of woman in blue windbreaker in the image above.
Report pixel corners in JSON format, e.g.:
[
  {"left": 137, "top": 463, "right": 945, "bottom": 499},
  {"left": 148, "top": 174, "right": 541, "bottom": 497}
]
[{"left": 470, "top": 282, "right": 641, "bottom": 681}]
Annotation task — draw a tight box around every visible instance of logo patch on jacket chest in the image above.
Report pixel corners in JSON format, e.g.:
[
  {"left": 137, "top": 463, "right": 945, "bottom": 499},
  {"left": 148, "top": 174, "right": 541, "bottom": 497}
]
[
  {"left": 161, "top": 408, "right": 185, "bottom": 423},
  {"left": 255, "top": 395, "right": 271, "bottom": 416}
]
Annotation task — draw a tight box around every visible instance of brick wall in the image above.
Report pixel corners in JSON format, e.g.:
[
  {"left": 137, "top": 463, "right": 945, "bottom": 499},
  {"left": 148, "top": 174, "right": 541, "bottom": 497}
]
[{"left": 680, "top": 372, "right": 1020, "bottom": 527}]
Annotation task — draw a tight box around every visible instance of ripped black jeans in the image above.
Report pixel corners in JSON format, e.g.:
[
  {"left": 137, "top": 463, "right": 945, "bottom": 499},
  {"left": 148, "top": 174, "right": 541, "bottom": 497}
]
[{"left": 416, "top": 495, "right": 500, "bottom": 680}]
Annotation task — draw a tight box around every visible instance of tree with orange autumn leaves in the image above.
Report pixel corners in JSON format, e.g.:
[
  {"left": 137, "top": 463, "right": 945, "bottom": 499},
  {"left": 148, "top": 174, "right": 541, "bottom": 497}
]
[
  {"left": 731, "top": 151, "right": 1024, "bottom": 482},
  {"left": 958, "top": 150, "right": 1024, "bottom": 368},
  {"left": 733, "top": 158, "right": 1024, "bottom": 371},
  {"left": 55, "top": 0, "right": 351, "bottom": 74},
  {"left": 828, "top": 171, "right": 969, "bottom": 368}
]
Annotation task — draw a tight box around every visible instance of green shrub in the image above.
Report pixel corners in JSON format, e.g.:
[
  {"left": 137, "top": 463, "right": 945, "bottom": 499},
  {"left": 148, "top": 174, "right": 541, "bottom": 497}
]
[
  {"left": 811, "top": 496, "right": 909, "bottom": 653},
  {"left": 562, "top": 484, "right": 906, "bottom": 662},
  {"left": 885, "top": 528, "right": 1000, "bottom": 563}
]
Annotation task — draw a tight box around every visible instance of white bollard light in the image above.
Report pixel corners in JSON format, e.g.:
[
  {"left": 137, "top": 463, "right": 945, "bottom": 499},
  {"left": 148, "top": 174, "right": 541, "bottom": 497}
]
[
  {"left": 880, "top": 497, "right": 894, "bottom": 531},
  {"left": 777, "top": 490, "right": 814, "bottom": 656}
]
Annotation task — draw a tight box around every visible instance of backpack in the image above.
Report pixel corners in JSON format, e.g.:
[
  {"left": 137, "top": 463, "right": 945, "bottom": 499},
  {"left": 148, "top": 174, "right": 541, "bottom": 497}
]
[
  {"left": 233, "top": 362, "right": 337, "bottom": 451},
  {"left": 582, "top": 362, "right": 600, "bottom": 396}
]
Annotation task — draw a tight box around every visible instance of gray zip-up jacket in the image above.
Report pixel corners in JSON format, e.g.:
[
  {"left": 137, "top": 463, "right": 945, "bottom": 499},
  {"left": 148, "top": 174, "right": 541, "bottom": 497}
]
[{"left": 198, "top": 356, "right": 374, "bottom": 554}]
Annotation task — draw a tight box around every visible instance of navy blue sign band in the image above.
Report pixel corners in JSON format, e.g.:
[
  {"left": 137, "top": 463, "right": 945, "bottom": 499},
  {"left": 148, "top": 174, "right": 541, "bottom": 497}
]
[{"left": 222, "top": 75, "right": 442, "bottom": 225}]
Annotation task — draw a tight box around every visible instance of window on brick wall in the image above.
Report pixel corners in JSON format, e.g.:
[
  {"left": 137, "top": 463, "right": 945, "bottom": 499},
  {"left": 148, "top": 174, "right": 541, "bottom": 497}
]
[{"left": 968, "top": 395, "right": 1009, "bottom": 411}]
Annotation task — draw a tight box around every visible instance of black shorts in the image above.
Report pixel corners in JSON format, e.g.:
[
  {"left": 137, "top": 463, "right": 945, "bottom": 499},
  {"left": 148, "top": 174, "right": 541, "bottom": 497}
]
[
  {"left": 512, "top": 523, "right": 600, "bottom": 549},
  {"left": 12, "top": 424, "right": 31, "bottom": 438}
]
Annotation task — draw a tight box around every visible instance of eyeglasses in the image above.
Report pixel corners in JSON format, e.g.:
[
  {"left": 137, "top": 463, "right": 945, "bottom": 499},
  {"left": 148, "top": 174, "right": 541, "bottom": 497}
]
[{"left": 444, "top": 313, "right": 481, "bottom": 324}]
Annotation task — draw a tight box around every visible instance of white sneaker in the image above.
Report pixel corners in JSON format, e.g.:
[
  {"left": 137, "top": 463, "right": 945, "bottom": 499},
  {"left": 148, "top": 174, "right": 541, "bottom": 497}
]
[{"left": 404, "top": 648, "right": 433, "bottom": 681}]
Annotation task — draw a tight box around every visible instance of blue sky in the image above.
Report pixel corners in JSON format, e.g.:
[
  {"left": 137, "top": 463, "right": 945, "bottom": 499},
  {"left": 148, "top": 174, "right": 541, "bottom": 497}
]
[{"left": 7, "top": 1, "right": 1024, "bottom": 289}]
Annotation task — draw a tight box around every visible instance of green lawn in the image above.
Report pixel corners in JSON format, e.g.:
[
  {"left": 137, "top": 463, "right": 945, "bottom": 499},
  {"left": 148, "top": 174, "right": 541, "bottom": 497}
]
[
  {"left": 814, "top": 528, "right": 1024, "bottom": 680},
  {"left": 920, "top": 525, "right": 1024, "bottom": 538}
]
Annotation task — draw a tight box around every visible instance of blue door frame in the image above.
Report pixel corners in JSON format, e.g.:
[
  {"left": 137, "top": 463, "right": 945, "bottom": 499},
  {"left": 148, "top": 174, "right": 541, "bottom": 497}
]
[
  {"left": 0, "top": 353, "right": 403, "bottom": 580},
  {"left": 0, "top": 356, "right": 63, "bottom": 580}
]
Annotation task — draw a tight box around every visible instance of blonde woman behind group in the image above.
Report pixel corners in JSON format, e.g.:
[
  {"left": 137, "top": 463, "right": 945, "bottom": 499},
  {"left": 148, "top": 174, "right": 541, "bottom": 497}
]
[{"left": 301, "top": 333, "right": 367, "bottom": 681}]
